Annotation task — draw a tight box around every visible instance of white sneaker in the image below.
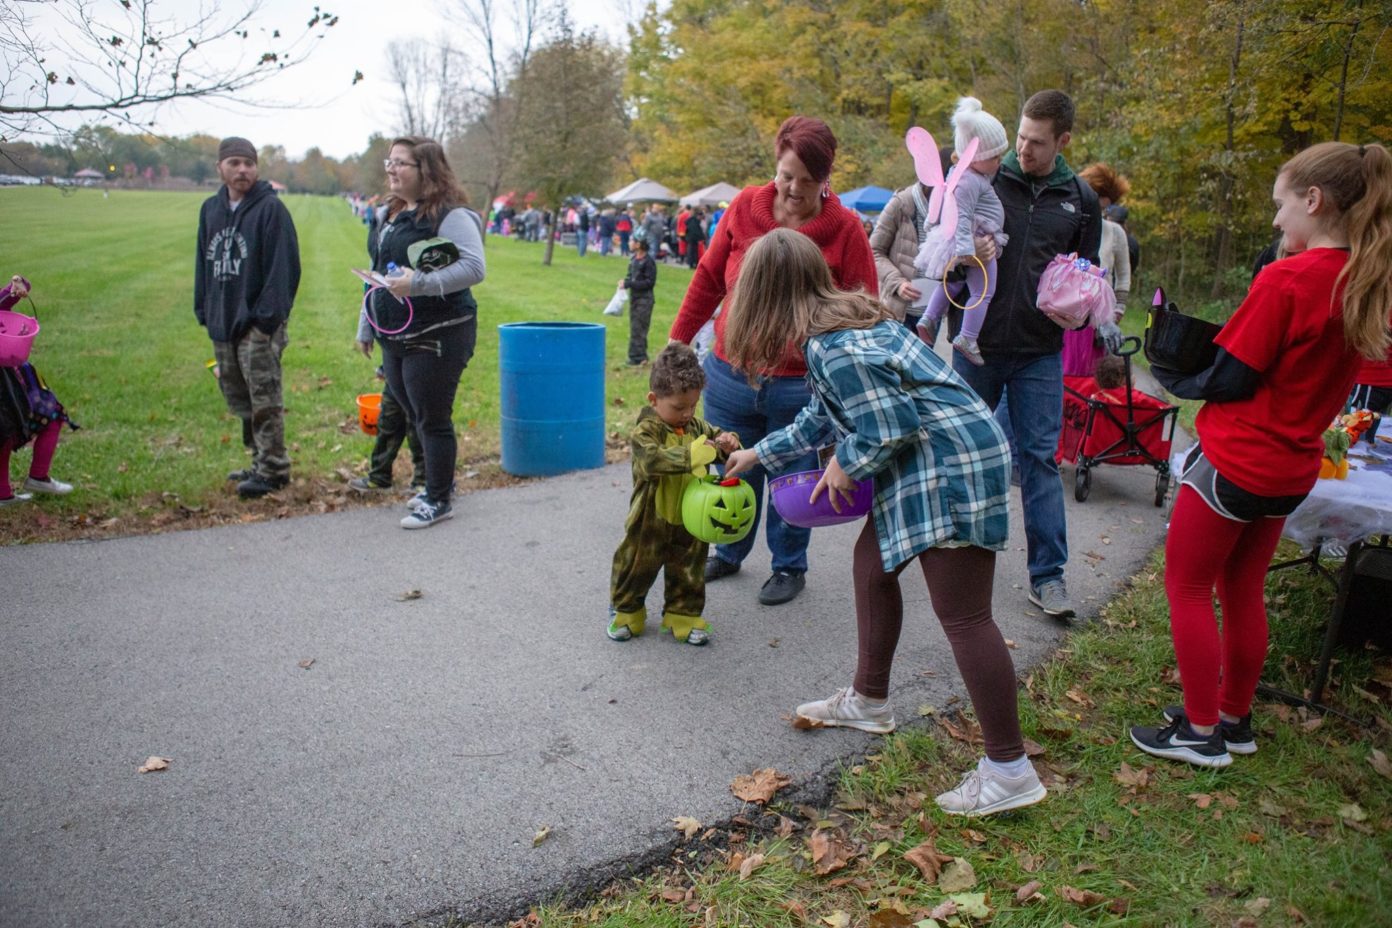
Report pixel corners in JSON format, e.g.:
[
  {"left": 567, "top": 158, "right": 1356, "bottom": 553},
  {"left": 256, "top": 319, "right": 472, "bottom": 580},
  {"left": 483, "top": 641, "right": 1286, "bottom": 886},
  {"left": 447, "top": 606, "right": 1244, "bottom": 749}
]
[
  {"left": 0, "top": 492, "right": 33, "bottom": 506},
  {"left": 400, "top": 499, "right": 453, "bottom": 529},
  {"left": 793, "top": 687, "right": 896, "bottom": 734},
  {"left": 935, "top": 758, "right": 1047, "bottom": 817},
  {"left": 23, "top": 476, "right": 73, "bottom": 495}
]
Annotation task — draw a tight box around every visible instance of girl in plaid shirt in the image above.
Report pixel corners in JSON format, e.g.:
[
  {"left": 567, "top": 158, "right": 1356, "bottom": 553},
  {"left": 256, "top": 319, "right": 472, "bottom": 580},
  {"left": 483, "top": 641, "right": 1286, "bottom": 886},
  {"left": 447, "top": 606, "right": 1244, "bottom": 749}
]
[{"left": 722, "top": 230, "right": 1046, "bottom": 818}]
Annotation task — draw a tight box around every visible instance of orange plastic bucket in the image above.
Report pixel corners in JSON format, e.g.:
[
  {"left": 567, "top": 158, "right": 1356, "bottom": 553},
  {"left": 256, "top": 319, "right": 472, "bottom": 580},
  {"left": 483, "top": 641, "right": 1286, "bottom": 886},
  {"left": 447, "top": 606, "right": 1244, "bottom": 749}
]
[{"left": 356, "top": 393, "right": 382, "bottom": 436}]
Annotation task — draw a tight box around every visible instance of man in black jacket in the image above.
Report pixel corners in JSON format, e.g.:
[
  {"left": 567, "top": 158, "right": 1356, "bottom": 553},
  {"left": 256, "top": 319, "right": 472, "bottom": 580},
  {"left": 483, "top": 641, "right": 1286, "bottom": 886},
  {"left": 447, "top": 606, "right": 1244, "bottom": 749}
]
[
  {"left": 953, "top": 91, "right": 1120, "bottom": 621},
  {"left": 195, "top": 137, "right": 301, "bottom": 499}
]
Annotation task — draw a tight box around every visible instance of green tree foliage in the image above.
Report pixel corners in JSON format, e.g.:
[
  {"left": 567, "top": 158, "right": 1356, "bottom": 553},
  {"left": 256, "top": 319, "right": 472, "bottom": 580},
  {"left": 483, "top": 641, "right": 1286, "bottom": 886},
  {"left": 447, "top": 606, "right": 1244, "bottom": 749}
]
[
  {"left": 510, "top": 14, "right": 627, "bottom": 264},
  {"left": 626, "top": 0, "right": 1392, "bottom": 303}
]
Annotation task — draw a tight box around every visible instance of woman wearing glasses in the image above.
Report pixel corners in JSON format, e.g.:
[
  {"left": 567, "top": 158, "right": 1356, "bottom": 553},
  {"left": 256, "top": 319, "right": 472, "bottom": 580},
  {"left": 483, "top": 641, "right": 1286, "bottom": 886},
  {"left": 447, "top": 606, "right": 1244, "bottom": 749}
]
[{"left": 367, "top": 136, "right": 487, "bottom": 529}]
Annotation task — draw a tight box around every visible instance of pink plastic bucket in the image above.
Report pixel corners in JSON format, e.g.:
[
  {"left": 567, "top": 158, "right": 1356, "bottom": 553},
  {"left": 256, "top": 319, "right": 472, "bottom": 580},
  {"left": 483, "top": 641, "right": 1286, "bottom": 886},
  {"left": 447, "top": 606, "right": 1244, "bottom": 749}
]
[
  {"left": 0, "top": 310, "right": 39, "bottom": 367},
  {"left": 769, "top": 468, "right": 874, "bottom": 528}
]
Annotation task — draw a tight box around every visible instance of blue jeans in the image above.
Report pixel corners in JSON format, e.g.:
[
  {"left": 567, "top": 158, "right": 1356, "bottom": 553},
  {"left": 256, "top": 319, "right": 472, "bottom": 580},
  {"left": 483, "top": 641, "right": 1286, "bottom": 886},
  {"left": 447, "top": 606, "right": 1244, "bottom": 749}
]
[
  {"left": 953, "top": 351, "right": 1067, "bottom": 587},
  {"left": 702, "top": 353, "right": 818, "bottom": 574},
  {"left": 576, "top": 232, "right": 588, "bottom": 257}
]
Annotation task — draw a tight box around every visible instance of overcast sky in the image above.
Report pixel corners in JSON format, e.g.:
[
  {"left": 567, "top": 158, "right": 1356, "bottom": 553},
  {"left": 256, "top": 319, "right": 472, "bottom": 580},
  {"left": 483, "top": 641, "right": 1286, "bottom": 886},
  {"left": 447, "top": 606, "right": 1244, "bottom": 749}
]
[{"left": 25, "top": 0, "right": 637, "bottom": 160}]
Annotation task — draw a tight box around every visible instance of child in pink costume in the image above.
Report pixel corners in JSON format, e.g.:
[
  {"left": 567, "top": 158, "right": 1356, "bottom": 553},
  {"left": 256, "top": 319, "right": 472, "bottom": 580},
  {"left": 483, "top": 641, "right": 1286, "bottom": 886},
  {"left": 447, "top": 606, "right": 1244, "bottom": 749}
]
[
  {"left": 1, "top": 275, "right": 76, "bottom": 505},
  {"left": 914, "top": 98, "right": 1010, "bottom": 366}
]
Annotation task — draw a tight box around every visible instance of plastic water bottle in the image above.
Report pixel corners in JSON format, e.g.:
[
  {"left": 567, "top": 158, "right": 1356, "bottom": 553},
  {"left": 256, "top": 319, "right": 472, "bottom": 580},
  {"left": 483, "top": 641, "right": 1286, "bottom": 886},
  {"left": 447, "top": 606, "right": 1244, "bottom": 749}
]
[{"left": 385, "top": 261, "right": 404, "bottom": 281}]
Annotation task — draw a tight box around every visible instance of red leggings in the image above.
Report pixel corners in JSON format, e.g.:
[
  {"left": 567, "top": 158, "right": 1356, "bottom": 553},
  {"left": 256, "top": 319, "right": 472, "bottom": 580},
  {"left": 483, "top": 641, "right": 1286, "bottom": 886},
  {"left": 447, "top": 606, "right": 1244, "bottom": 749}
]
[
  {"left": 1, "top": 420, "right": 62, "bottom": 498},
  {"left": 852, "top": 519, "right": 1024, "bottom": 762},
  {"left": 1164, "top": 485, "right": 1286, "bottom": 726}
]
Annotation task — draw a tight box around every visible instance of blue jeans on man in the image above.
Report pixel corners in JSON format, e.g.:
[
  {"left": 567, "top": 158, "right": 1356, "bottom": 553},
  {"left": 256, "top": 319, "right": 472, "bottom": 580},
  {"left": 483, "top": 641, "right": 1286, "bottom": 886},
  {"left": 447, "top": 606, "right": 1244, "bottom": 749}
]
[
  {"left": 701, "top": 352, "right": 818, "bottom": 575},
  {"left": 952, "top": 352, "right": 1067, "bottom": 589}
]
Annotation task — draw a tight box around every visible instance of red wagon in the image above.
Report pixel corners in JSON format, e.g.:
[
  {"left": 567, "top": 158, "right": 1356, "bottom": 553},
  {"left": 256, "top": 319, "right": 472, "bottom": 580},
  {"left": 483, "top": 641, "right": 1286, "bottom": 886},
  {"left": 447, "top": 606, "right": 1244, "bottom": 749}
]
[{"left": 1057, "top": 338, "right": 1179, "bottom": 507}]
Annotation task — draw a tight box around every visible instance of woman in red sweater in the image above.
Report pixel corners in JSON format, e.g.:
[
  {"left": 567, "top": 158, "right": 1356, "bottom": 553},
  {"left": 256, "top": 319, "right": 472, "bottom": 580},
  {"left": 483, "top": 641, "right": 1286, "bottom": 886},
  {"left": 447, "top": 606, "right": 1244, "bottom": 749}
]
[
  {"left": 1135, "top": 141, "right": 1392, "bottom": 768},
  {"left": 669, "top": 116, "right": 878, "bottom": 606}
]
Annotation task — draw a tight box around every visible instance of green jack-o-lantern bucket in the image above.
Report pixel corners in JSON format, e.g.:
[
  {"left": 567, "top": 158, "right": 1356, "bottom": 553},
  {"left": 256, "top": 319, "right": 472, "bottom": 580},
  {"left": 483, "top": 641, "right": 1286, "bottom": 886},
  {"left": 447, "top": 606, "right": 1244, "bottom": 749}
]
[{"left": 681, "top": 475, "right": 756, "bottom": 545}]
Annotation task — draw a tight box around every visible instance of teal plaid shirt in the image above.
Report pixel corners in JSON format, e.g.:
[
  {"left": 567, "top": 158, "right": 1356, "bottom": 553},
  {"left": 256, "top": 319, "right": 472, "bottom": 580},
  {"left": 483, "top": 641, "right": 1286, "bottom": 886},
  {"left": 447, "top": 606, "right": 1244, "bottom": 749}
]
[{"left": 756, "top": 320, "right": 1011, "bottom": 571}]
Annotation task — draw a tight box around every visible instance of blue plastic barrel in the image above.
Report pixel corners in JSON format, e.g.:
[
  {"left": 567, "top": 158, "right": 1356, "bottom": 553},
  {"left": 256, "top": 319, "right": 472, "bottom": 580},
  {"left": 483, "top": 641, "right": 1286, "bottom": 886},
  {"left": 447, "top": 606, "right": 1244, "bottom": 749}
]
[{"left": 498, "top": 322, "right": 607, "bottom": 476}]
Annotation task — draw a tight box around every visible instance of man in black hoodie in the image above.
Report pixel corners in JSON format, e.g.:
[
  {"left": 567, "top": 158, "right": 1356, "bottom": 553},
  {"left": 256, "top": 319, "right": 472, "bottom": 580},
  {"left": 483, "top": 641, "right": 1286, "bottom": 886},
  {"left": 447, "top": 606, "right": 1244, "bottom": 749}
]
[
  {"left": 951, "top": 91, "right": 1120, "bottom": 622},
  {"left": 195, "top": 137, "right": 301, "bottom": 499}
]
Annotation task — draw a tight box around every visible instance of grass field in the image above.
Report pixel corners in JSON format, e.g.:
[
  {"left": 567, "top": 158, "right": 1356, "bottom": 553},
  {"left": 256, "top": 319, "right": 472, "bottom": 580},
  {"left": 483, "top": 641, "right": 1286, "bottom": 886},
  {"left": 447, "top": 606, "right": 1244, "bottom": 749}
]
[{"left": 0, "top": 186, "right": 692, "bottom": 540}]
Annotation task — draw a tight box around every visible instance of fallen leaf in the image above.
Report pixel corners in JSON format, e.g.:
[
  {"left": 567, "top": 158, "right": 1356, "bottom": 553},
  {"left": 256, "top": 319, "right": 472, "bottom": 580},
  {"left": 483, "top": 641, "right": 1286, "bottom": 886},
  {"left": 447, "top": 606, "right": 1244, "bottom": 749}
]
[
  {"left": 1017, "top": 850, "right": 1044, "bottom": 872},
  {"left": 821, "top": 912, "right": 851, "bottom": 928},
  {"left": 398, "top": 588, "right": 423, "bottom": 601},
  {"left": 872, "top": 840, "right": 891, "bottom": 861},
  {"left": 809, "top": 829, "right": 858, "bottom": 876},
  {"left": 1060, "top": 886, "right": 1106, "bottom": 907},
  {"left": 1189, "top": 792, "right": 1213, "bottom": 809},
  {"left": 1108, "top": 897, "right": 1131, "bottom": 915},
  {"left": 532, "top": 825, "right": 551, "bottom": 847},
  {"left": 948, "top": 893, "right": 991, "bottom": 919},
  {"left": 738, "top": 852, "right": 765, "bottom": 881},
  {"left": 1074, "top": 862, "right": 1100, "bottom": 874},
  {"left": 938, "top": 857, "right": 976, "bottom": 893},
  {"left": 1338, "top": 803, "right": 1368, "bottom": 823},
  {"left": 1015, "top": 880, "right": 1044, "bottom": 904},
  {"left": 1004, "top": 638, "right": 1017, "bottom": 648},
  {"left": 137, "top": 756, "right": 170, "bottom": 774},
  {"left": 928, "top": 899, "right": 958, "bottom": 920},
  {"left": 1244, "top": 897, "right": 1272, "bottom": 918},
  {"left": 731, "top": 767, "right": 792, "bottom": 804},
  {"left": 1242, "top": 831, "right": 1264, "bottom": 844},
  {"left": 775, "top": 815, "right": 798, "bottom": 837},
  {"left": 297, "top": 658, "right": 315, "bottom": 670},
  {"left": 781, "top": 900, "right": 809, "bottom": 923},
  {"left": 1369, "top": 748, "right": 1392, "bottom": 779},
  {"left": 1114, "top": 762, "right": 1150, "bottom": 789},
  {"left": 903, "top": 839, "right": 953, "bottom": 882},
  {"left": 1258, "top": 799, "right": 1288, "bottom": 818},
  {"left": 867, "top": 911, "right": 913, "bottom": 928},
  {"left": 1065, "top": 687, "right": 1093, "bottom": 707},
  {"left": 672, "top": 816, "right": 701, "bottom": 840},
  {"left": 1300, "top": 714, "right": 1323, "bottom": 732},
  {"left": 1023, "top": 738, "right": 1045, "bottom": 757},
  {"left": 660, "top": 888, "right": 686, "bottom": 904}
]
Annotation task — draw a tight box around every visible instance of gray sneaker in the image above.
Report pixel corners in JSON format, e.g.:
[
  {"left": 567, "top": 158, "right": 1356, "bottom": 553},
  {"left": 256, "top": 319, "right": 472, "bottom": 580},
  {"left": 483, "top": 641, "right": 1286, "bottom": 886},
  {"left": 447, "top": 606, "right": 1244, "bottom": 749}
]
[
  {"left": 935, "top": 758, "right": 1047, "bottom": 817},
  {"left": 1029, "top": 579, "right": 1075, "bottom": 620},
  {"left": 793, "top": 687, "right": 896, "bottom": 734}
]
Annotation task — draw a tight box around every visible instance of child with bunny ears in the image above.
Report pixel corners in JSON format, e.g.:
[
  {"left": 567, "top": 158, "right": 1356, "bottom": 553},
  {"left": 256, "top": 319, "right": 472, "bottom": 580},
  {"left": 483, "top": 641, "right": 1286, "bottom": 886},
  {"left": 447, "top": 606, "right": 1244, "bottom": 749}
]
[{"left": 911, "top": 97, "right": 1011, "bottom": 366}]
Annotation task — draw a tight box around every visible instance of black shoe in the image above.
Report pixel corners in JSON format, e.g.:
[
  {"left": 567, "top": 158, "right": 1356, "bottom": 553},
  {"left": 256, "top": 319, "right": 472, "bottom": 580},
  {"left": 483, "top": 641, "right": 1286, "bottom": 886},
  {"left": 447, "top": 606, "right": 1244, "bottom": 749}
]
[
  {"left": 1162, "top": 705, "right": 1256, "bottom": 755},
  {"left": 227, "top": 467, "right": 255, "bottom": 482},
  {"left": 758, "top": 570, "right": 805, "bottom": 606},
  {"left": 704, "top": 556, "right": 741, "bottom": 582},
  {"left": 1129, "top": 717, "right": 1232, "bottom": 768},
  {"left": 237, "top": 474, "right": 289, "bottom": 499}
]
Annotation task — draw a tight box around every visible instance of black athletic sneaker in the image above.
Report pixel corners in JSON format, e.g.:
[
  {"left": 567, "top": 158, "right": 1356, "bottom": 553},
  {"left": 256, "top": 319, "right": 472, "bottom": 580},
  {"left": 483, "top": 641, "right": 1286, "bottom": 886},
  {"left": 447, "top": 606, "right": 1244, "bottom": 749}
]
[
  {"left": 1162, "top": 705, "right": 1256, "bottom": 755},
  {"left": 237, "top": 473, "right": 289, "bottom": 499},
  {"left": 1130, "top": 717, "right": 1232, "bottom": 768}
]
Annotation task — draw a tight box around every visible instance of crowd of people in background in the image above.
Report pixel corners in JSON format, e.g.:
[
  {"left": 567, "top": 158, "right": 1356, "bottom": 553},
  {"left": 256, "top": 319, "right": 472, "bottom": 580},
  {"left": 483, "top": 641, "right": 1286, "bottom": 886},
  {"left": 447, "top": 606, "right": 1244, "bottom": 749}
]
[{"left": 483, "top": 199, "right": 725, "bottom": 265}]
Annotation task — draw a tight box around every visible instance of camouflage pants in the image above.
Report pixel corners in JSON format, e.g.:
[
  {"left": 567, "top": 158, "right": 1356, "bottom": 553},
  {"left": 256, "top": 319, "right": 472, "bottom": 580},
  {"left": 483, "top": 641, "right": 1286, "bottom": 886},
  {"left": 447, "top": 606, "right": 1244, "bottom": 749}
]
[
  {"left": 213, "top": 323, "right": 289, "bottom": 480},
  {"left": 610, "top": 510, "right": 707, "bottom": 617}
]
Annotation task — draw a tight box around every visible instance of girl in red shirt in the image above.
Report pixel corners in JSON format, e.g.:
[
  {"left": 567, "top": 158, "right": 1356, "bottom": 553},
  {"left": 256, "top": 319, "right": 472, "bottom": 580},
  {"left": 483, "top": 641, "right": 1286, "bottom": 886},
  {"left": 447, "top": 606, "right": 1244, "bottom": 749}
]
[{"left": 1135, "top": 142, "right": 1392, "bottom": 768}]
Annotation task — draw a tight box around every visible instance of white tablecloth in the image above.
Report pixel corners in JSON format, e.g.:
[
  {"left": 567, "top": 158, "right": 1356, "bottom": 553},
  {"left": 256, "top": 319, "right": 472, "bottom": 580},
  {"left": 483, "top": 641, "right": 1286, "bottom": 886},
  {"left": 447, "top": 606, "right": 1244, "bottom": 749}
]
[{"left": 1170, "top": 436, "right": 1392, "bottom": 548}]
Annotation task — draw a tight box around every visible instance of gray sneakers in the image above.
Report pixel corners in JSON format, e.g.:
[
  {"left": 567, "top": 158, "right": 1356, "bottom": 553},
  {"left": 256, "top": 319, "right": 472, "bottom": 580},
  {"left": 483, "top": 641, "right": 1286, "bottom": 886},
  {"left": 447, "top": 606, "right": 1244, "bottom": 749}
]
[
  {"left": 935, "top": 758, "right": 1047, "bottom": 817},
  {"left": 1029, "top": 579, "right": 1075, "bottom": 620},
  {"left": 793, "top": 687, "right": 896, "bottom": 734}
]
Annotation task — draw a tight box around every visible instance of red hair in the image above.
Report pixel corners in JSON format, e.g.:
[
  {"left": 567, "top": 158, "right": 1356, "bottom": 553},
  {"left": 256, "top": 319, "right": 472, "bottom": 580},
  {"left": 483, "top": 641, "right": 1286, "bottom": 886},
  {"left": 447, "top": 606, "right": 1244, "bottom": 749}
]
[{"left": 775, "top": 116, "right": 837, "bottom": 183}]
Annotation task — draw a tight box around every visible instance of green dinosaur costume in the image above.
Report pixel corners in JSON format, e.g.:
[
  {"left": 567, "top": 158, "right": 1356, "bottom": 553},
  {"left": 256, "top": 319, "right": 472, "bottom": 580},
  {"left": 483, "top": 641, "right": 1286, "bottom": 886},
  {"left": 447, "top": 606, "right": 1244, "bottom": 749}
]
[{"left": 609, "top": 406, "right": 733, "bottom": 642}]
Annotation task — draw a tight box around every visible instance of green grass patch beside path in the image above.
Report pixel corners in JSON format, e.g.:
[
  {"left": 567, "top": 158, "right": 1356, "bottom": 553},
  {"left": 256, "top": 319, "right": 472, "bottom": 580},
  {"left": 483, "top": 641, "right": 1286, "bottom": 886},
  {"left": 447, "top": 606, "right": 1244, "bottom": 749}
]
[
  {"left": 488, "top": 554, "right": 1390, "bottom": 928},
  {"left": 1, "top": 187, "right": 691, "bottom": 541}
]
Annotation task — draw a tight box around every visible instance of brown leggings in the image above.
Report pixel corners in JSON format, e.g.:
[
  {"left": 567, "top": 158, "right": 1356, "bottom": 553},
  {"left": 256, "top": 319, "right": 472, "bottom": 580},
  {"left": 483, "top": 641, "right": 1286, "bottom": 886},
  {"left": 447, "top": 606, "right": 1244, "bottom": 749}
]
[{"left": 853, "top": 519, "right": 1024, "bottom": 762}]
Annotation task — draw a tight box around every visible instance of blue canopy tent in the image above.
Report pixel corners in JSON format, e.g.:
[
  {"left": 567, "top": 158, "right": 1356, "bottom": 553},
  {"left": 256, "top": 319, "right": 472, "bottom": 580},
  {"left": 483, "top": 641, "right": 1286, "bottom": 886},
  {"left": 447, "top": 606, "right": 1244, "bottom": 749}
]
[{"left": 837, "top": 185, "right": 894, "bottom": 213}]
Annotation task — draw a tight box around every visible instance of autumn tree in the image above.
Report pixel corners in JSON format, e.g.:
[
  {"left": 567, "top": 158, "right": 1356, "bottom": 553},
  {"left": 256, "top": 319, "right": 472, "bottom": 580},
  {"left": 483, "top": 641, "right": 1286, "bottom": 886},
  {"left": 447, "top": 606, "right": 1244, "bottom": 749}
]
[{"left": 510, "top": 13, "right": 627, "bottom": 265}]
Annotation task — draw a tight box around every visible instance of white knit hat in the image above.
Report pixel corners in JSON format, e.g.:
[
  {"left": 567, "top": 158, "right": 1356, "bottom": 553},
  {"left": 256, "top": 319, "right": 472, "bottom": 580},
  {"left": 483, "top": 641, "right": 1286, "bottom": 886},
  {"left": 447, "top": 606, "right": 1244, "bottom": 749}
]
[{"left": 952, "top": 97, "right": 1008, "bottom": 163}]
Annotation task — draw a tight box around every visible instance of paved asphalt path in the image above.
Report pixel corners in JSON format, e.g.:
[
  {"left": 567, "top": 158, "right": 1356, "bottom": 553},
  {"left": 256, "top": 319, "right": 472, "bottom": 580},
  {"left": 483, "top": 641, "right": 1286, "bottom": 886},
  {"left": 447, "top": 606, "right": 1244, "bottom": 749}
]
[{"left": 2, "top": 385, "right": 1182, "bottom": 928}]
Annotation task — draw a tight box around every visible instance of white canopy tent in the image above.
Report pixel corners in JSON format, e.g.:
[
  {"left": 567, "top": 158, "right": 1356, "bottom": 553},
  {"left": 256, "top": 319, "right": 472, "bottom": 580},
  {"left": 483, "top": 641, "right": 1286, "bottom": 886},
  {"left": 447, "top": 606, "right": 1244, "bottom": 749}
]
[
  {"left": 679, "top": 181, "right": 741, "bottom": 208},
  {"left": 605, "top": 177, "right": 679, "bottom": 204}
]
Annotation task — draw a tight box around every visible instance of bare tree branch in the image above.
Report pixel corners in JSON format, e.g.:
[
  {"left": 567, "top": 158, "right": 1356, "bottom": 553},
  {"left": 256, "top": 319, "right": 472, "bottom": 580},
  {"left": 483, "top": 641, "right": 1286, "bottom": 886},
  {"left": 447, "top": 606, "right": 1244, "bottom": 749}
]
[{"left": 1, "top": 1, "right": 341, "bottom": 139}]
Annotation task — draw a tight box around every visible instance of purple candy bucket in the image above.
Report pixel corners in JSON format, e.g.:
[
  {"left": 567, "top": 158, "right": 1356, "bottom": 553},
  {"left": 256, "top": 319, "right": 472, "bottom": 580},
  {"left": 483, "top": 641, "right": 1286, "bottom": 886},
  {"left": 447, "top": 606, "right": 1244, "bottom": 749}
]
[{"left": 769, "top": 468, "right": 874, "bottom": 528}]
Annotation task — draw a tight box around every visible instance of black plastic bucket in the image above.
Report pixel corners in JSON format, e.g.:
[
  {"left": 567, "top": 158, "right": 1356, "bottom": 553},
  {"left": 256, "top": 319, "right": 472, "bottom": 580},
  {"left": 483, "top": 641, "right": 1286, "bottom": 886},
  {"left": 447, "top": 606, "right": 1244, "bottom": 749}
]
[{"left": 1144, "top": 301, "right": 1222, "bottom": 375}]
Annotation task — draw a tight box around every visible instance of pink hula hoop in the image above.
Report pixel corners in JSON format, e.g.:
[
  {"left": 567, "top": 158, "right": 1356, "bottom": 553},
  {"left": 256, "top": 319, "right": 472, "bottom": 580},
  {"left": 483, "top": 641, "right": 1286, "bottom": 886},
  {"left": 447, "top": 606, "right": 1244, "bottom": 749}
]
[{"left": 361, "top": 285, "right": 414, "bottom": 336}]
